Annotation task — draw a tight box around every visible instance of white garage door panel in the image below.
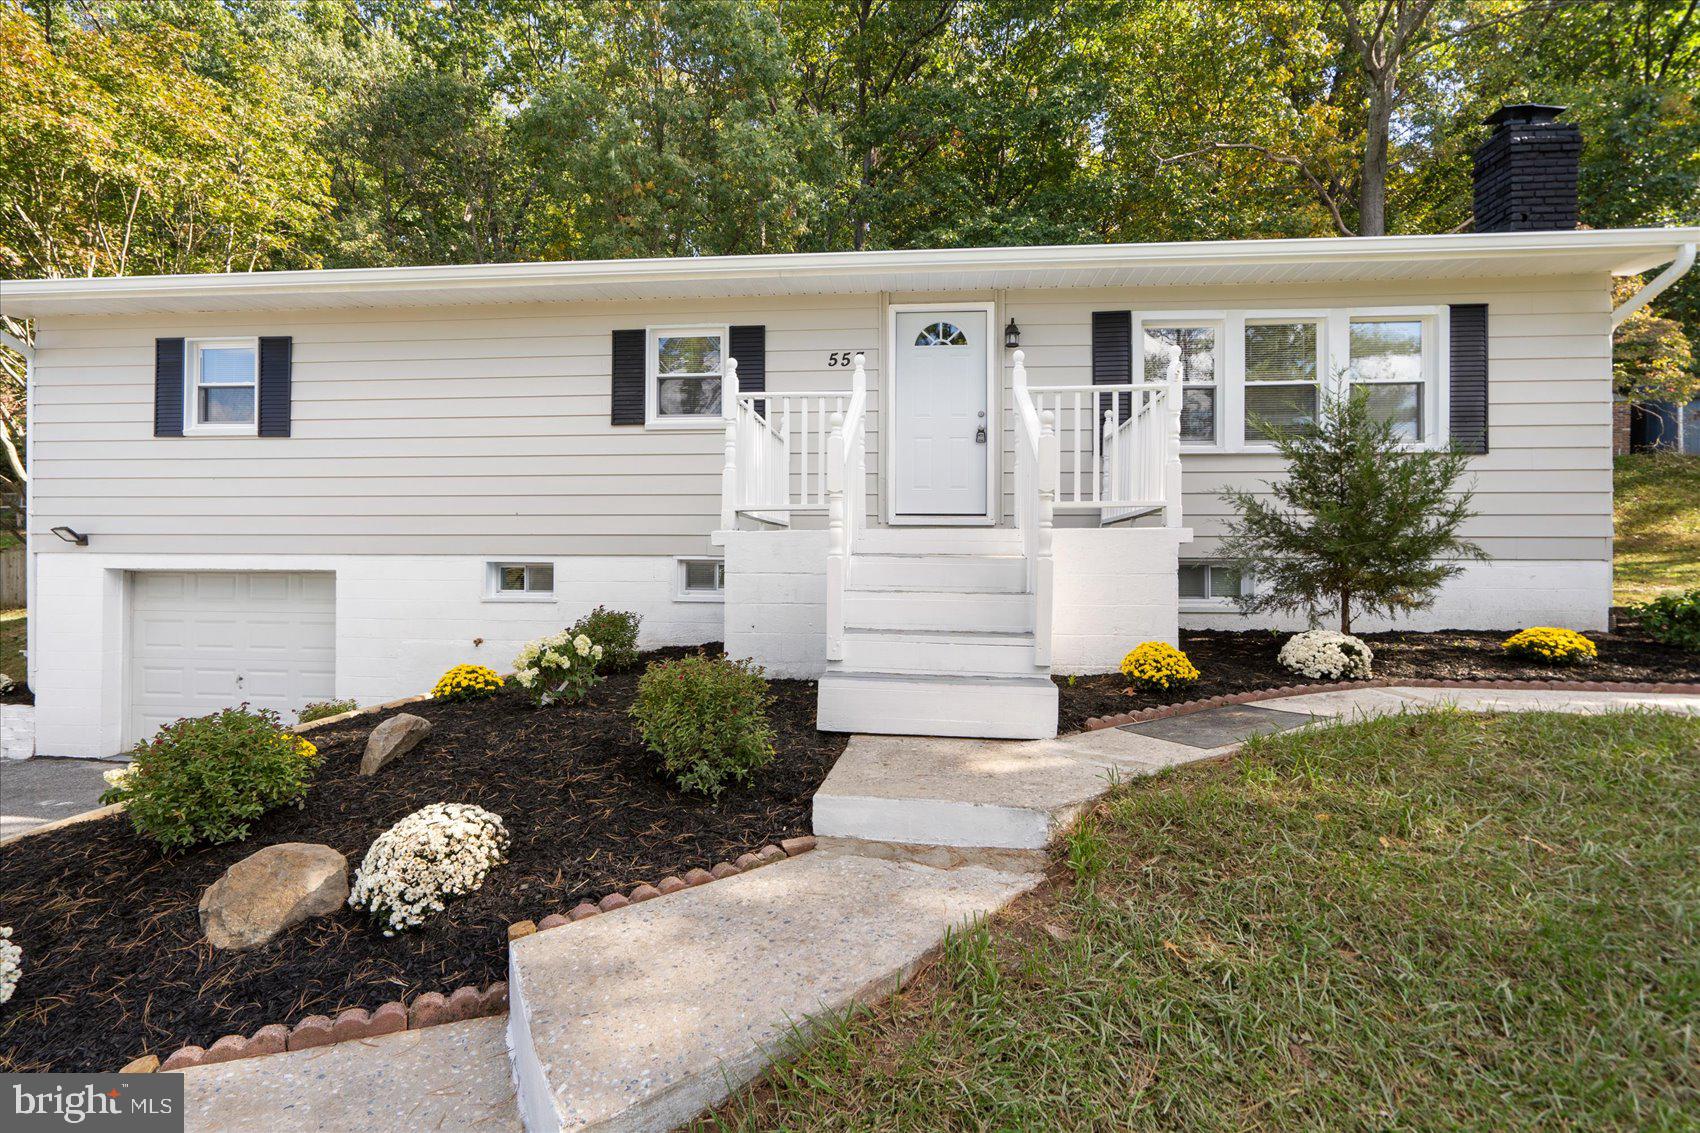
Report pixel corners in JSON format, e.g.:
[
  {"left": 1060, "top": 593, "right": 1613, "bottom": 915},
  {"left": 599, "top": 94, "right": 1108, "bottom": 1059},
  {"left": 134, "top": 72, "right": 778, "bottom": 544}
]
[{"left": 128, "top": 571, "right": 336, "bottom": 745}]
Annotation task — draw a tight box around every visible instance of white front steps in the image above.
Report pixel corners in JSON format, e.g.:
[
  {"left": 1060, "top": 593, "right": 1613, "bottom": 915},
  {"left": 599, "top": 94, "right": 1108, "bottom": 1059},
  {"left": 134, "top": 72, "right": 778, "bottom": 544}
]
[
  {"left": 842, "top": 588, "right": 1032, "bottom": 633},
  {"left": 819, "top": 527, "right": 1056, "bottom": 740},
  {"left": 818, "top": 671, "right": 1057, "bottom": 738},
  {"left": 850, "top": 551, "right": 1027, "bottom": 592},
  {"left": 841, "top": 628, "right": 1037, "bottom": 676}
]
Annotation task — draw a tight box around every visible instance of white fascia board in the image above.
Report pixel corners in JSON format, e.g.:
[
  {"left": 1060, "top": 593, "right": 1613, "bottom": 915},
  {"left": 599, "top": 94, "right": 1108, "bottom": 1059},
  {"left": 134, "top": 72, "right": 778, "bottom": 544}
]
[{"left": 5, "top": 228, "right": 1699, "bottom": 317}]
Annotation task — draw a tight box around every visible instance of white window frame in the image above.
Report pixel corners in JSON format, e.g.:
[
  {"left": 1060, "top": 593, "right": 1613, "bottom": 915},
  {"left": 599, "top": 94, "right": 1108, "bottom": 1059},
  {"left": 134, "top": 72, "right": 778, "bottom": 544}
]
[
  {"left": 1178, "top": 560, "right": 1253, "bottom": 611},
  {"left": 646, "top": 325, "right": 729, "bottom": 430},
  {"left": 1137, "top": 314, "right": 1227, "bottom": 451},
  {"left": 674, "top": 556, "right": 726, "bottom": 602},
  {"left": 484, "top": 561, "right": 557, "bottom": 603},
  {"left": 1237, "top": 311, "right": 1329, "bottom": 451},
  {"left": 1337, "top": 306, "right": 1447, "bottom": 450},
  {"left": 1136, "top": 306, "right": 1449, "bottom": 454},
  {"left": 184, "top": 337, "right": 259, "bottom": 436}
]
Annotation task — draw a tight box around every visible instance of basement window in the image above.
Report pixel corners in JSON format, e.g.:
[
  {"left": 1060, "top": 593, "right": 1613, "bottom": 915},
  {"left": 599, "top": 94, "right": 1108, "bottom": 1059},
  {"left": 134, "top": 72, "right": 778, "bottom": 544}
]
[
  {"left": 675, "top": 557, "right": 725, "bottom": 602},
  {"left": 1179, "top": 562, "right": 1248, "bottom": 607},
  {"left": 487, "top": 562, "right": 555, "bottom": 601}
]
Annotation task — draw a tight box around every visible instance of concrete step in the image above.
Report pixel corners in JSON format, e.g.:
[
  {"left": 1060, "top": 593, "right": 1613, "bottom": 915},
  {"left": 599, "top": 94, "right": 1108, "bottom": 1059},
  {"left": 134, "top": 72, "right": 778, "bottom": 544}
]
[
  {"left": 817, "top": 671, "right": 1058, "bottom": 739},
  {"left": 849, "top": 552, "right": 1026, "bottom": 593},
  {"left": 855, "top": 527, "right": 1024, "bottom": 555},
  {"left": 180, "top": 1015, "right": 520, "bottom": 1133},
  {"left": 507, "top": 849, "right": 1039, "bottom": 1133},
  {"left": 843, "top": 588, "right": 1032, "bottom": 633},
  {"left": 839, "top": 628, "right": 1038, "bottom": 676},
  {"left": 812, "top": 727, "right": 1188, "bottom": 850}
]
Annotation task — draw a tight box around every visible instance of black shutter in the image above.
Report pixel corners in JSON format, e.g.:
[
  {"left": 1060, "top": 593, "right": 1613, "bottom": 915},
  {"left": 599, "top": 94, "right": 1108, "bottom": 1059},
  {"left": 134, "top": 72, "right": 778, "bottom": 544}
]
[
  {"left": 729, "top": 324, "right": 765, "bottom": 415},
  {"left": 1092, "top": 310, "right": 1133, "bottom": 422},
  {"left": 611, "top": 329, "right": 646, "bottom": 425},
  {"left": 154, "top": 338, "right": 185, "bottom": 437},
  {"left": 1449, "top": 304, "right": 1489, "bottom": 454},
  {"left": 258, "top": 336, "right": 293, "bottom": 437}
]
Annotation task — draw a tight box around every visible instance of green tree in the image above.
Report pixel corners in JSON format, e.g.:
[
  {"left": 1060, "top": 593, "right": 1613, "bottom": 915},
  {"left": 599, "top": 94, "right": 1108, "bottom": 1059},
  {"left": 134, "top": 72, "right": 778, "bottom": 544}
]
[{"left": 1218, "top": 390, "right": 1485, "bottom": 634}]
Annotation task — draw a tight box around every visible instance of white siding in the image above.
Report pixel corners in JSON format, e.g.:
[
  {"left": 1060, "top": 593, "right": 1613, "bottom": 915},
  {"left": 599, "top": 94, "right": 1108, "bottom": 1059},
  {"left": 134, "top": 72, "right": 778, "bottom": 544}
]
[
  {"left": 995, "top": 273, "right": 1614, "bottom": 563},
  {"left": 30, "top": 273, "right": 1612, "bottom": 565}
]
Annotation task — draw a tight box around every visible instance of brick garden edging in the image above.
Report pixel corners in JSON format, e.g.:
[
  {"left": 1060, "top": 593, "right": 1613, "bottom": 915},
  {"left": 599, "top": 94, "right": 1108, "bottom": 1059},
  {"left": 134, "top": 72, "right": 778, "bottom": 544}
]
[
  {"left": 1083, "top": 678, "right": 1700, "bottom": 732},
  {"left": 142, "top": 835, "right": 819, "bottom": 1074}
]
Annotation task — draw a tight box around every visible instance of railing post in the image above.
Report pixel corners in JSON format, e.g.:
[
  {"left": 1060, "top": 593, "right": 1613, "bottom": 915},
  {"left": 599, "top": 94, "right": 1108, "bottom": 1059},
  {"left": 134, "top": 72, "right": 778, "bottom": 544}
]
[
  {"left": 1163, "top": 356, "right": 1183, "bottom": 527},
  {"left": 720, "top": 357, "right": 740, "bottom": 530},
  {"left": 1034, "top": 409, "right": 1058, "bottom": 668},
  {"left": 825, "top": 410, "right": 847, "bottom": 661}
]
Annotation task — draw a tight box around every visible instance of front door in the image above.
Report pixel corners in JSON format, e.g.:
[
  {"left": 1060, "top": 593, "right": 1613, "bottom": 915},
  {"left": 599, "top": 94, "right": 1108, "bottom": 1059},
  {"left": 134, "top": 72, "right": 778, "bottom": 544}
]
[{"left": 892, "top": 309, "right": 990, "bottom": 518}]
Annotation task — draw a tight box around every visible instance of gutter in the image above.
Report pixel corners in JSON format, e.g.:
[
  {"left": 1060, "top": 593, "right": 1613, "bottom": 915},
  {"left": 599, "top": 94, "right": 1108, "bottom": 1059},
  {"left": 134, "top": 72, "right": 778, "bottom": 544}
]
[{"left": 1612, "top": 242, "right": 1697, "bottom": 328}]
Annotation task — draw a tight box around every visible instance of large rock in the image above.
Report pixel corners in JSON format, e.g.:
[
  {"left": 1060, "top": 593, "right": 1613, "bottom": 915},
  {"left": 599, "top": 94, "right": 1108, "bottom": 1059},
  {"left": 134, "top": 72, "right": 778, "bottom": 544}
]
[
  {"left": 199, "top": 843, "right": 349, "bottom": 950},
  {"left": 360, "top": 713, "right": 433, "bottom": 776}
]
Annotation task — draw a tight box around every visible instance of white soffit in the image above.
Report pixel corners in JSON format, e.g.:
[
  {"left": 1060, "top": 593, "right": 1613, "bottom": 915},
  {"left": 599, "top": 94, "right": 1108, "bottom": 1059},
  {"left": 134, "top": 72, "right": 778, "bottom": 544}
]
[{"left": 3, "top": 228, "right": 1697, "bottom": 317}]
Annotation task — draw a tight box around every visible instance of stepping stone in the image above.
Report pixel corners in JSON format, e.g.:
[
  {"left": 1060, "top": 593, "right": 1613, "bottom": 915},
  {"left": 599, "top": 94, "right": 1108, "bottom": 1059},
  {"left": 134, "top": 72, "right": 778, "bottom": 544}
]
[
  {"left": 507, "top": 848, "right": 1037, "bottom": 1133},
  {"left": 178, "top": 1015, "right": 518, "bottom": 1132},
  {"left": 1118, "top": 703, "right": 1313, "bottom": 748}
]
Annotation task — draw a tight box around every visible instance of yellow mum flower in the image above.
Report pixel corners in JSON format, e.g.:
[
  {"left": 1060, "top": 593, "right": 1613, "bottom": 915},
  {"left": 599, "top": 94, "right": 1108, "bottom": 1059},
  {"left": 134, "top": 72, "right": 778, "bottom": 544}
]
[
  {"left": 432, "top": 664, "right": 505, "bottom": 701},
  {"left": 1119, "top": 641, "right": 1201, "bottom": 693},
  {"left": 1502, "top": 627, "right": 1596, "bottom": 665}
]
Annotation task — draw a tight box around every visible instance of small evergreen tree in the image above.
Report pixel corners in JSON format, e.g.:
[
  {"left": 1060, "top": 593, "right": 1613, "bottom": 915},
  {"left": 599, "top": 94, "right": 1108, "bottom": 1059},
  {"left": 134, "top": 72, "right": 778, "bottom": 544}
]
[{"left": 1218, "top": 389, "right": 1484, "bottom": 634}]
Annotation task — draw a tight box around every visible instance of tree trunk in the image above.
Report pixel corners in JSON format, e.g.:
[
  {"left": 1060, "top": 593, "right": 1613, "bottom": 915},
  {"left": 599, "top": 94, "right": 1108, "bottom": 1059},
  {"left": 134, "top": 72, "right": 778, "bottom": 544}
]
[
  {"left": 1340, "top": 587, "right": 1352, "bottom": 635},
  {"left": 1359, "top": 76, "right": 1393, "bottom": 237}
]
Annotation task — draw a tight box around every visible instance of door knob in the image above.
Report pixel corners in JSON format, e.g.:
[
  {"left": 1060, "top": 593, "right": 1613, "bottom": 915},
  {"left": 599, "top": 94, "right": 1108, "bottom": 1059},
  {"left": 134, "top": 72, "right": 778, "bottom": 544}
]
[{"left": 975, "top": 427, "right": 988, "bottom": 444}]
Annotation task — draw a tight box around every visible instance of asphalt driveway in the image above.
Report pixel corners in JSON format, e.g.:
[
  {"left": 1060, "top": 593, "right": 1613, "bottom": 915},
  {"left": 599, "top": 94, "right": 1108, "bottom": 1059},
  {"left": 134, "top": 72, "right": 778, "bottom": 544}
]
[{"left": 1, "top": 756, "right": 125, "bottom": 840}]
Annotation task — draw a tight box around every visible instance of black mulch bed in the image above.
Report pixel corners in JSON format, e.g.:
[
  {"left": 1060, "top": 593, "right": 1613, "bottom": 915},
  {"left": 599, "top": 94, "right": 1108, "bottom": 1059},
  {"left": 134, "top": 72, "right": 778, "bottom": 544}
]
[
  {"left": 1056, "top": 626, "right": 1700, "bottom": 734},
  {"left": 0, "top": 646, "right": 846, "bottom": 1074},
  {"left": 0, "top": 682, "right": 30, "bottom": 705}
]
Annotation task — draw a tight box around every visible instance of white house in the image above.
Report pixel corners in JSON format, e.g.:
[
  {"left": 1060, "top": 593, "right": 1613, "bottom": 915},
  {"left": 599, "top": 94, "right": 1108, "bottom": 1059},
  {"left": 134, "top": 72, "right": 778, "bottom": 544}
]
[{"left": 5, "top": 105, "right": 1697, "bottom": 752}]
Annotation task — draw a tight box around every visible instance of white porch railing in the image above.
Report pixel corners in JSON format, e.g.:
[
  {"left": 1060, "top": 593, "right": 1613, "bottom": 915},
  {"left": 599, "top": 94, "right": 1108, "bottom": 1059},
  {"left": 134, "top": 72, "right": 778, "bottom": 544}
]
[
  {"left": 720, "top": 357, "right": 860, "bottom": 528},
  {"left": 824, "top": 355, "right": 868, "bottom": 660},
  {"left": 1011, "top": 350, "right": 1059, "bottom": 667},
  {"left": 1025, "top": 374, "right": 1184, "bottom": 527}
]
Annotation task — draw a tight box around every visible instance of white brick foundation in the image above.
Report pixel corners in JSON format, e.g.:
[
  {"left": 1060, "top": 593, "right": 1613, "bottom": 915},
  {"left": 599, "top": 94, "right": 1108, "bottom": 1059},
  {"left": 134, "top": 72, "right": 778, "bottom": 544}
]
[
  {"left": 1180, "top": 559, "right": 1611, "bottom": 634},
  {"left": 31, "top": 552, "right": 727, "bottom": 758},
  {"left": 1, "top": 702, "right": 34, "bottom": 760},
  {"left": 719, "top": 530, "right": 830, "bottom": 678}
]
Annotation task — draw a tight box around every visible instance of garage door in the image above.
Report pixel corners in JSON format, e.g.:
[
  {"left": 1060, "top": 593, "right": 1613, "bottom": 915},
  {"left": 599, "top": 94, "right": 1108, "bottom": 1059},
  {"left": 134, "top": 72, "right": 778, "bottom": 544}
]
[{"left": 128, "top": 572, "right": 336, "bottom": 744}]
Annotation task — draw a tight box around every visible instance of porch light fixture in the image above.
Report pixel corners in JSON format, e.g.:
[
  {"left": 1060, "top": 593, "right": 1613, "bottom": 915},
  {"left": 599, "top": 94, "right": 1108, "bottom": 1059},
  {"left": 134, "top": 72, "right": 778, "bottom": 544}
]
[
  {"left": 1004, "top": 318, "right": 1021, "bottom": 348},
  {"left": 51, "top": 526, "right": 88, "bottom": 546}
]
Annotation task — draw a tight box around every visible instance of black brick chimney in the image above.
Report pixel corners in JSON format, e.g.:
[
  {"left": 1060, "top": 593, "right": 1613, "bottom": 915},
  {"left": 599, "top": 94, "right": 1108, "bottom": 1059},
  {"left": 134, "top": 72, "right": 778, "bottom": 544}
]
[{"left": 1472, "top": 104, "right": 1581, "bottom": 232}]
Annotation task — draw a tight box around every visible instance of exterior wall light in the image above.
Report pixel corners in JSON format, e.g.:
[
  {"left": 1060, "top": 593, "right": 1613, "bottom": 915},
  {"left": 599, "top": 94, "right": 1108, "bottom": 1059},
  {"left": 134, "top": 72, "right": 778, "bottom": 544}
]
[
  {"left": 1004, "top": 318, "right": 1021, "bottom": 348},
  {"left": 51, "top": 526, "right": 88, "bottom": 546}
]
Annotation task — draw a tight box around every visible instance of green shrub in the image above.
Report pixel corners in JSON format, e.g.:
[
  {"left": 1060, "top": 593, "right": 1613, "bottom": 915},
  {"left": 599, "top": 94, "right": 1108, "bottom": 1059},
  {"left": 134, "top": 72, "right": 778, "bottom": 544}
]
[
  {"left": 1632, "top": 587, "right": 1700, "bottom": 653},
  {"left": 570, "top": 606, "right": 642, "bottom": 670},
  {"left": 101, "top": 707, "right": 323, "bottom": 849},
  {"left": 298, "top": 698, "right": 358, "bottom": 724},
  {"left": 631, "top": 654, "right": 775, "bottom": 797}
]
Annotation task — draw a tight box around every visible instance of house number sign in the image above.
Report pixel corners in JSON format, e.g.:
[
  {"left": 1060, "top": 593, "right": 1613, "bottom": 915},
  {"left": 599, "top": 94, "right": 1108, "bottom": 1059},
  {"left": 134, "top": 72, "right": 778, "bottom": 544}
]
[{"left": 825, "top": 351, "right": 862, "bottom": 367}]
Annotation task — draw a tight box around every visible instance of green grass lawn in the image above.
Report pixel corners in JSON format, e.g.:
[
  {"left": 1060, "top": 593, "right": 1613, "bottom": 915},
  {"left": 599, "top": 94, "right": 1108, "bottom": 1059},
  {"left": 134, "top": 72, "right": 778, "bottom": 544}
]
[
  {"left": 0, "top": 607, "right": 22, "bottom": 683},
  {"left": 1616, "top": 452, "right": 1700, "bottom": 605},
  {"left": 706, "top": 710, "right": 1700, "bottom": 1131}
]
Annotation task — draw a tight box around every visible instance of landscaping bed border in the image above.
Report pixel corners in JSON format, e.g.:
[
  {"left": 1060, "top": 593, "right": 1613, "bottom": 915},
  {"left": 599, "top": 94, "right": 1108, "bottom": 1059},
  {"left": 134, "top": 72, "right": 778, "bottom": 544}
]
[
  {"left": 1084, "top": 677, "right": 1700, "bottom": 732},
  {"left": 142, "top": 835, "right": 819, "bottom": 1074}
]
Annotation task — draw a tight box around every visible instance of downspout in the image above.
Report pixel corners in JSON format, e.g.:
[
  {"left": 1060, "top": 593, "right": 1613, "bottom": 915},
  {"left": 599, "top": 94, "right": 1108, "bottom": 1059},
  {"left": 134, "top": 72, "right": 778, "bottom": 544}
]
[
  {"left": 1612, "top": 242, "right": 1697, "bottom": 328},
  {"left": 1, "top": 329, "right": 33, "bottom": 696}
]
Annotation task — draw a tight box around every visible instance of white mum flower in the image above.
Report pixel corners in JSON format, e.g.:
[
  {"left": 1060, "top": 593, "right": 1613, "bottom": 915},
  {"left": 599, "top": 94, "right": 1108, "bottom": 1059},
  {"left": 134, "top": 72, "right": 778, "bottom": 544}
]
[
  {"left": 0, "top": 926, "right": 21, "bottom": 1005},
  {"left": 348, "top": 803, "right": 509, "bottom": 935},
  {"left": 1277, "top": 630, "right": 1373, "bottom": 680}
]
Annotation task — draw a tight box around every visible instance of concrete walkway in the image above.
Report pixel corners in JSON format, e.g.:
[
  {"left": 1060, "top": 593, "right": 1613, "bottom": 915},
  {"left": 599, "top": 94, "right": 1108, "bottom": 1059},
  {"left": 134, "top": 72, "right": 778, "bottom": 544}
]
[{"left": 173, "top": 686, "right": 1700, "bottom": 1132}]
